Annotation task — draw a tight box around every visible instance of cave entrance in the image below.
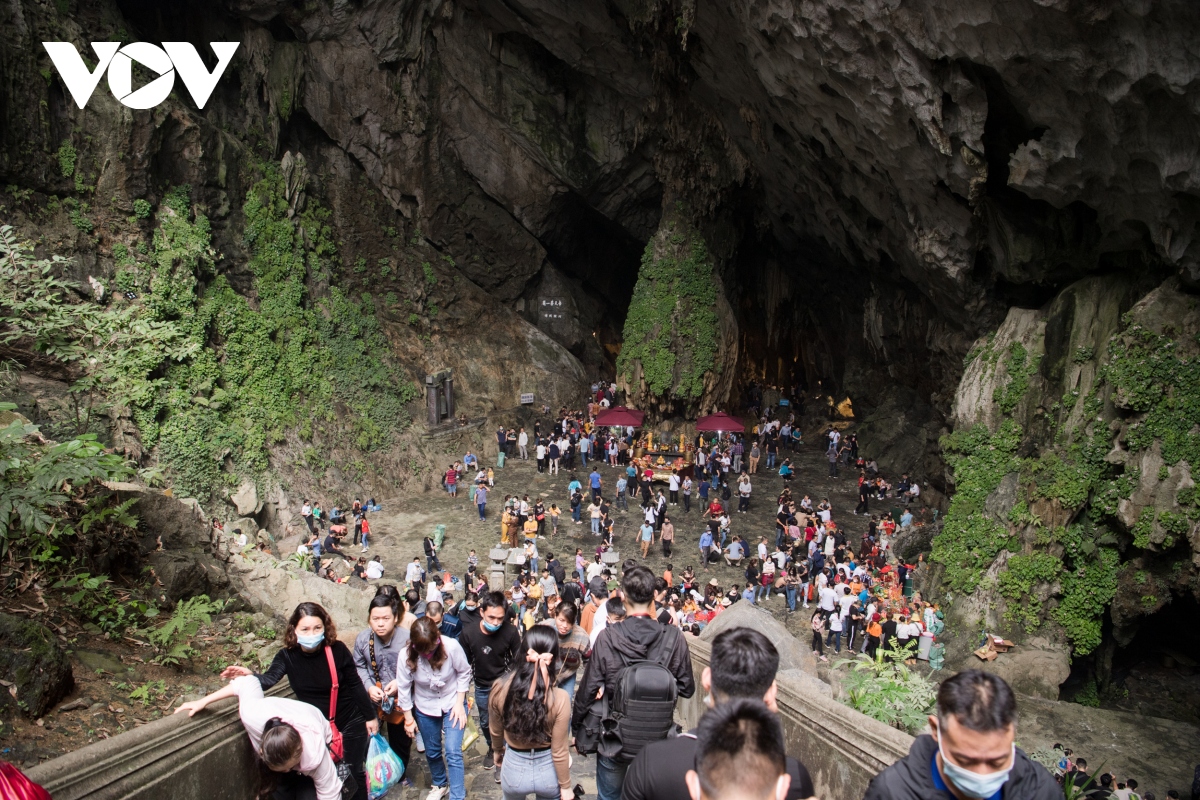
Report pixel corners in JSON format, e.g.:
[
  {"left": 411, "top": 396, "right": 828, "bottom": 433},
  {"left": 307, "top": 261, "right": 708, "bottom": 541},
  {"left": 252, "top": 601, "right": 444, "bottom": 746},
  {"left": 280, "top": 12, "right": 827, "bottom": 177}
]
[
  {"left": 1114, "top": 594, "right": 1200, "bottom": 674},
  {"left": 1064, "top": 594, "right": 1200, "bottom": 724}
]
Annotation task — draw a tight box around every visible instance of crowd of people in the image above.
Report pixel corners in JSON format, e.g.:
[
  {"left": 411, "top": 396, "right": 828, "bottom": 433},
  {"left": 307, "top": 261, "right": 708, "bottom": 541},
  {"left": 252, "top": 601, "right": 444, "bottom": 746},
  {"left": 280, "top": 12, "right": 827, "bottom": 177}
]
[{"left": 159, "top": 384, "right": 1189, "bottom": 800}]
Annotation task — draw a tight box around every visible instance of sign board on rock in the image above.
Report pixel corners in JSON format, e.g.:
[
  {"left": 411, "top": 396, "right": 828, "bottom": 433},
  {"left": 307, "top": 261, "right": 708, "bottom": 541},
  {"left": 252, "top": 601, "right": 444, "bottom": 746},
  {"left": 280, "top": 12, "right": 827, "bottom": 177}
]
[{"left": 520, "top": 393, "right": 535, "bottom": 404}]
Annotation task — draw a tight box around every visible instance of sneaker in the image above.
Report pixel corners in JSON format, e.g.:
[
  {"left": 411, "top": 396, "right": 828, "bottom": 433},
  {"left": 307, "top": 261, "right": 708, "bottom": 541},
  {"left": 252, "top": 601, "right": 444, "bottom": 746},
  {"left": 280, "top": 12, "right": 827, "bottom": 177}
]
[
  {"left": 482, "top": 748, "right": 495, "bottom": 770},
  {"left": 494, "top": 766, "right": 502, "bottom": 784},
  {"left": 425, "top": 788, "right": 448, "bottom": 800},
  {"left": 415, "top": 728, "right": 426, "bottom": 753}
]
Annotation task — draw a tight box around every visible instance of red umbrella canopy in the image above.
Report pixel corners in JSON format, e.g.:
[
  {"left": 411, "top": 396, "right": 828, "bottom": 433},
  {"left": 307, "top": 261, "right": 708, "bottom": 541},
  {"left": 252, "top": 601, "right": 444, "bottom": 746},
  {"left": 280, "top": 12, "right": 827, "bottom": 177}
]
[
  {"left": 594, "top": 406, "right": 646, "bottom": 426},
  {"left": 695, "top": 412, "right": 745, "bottom": 432}
]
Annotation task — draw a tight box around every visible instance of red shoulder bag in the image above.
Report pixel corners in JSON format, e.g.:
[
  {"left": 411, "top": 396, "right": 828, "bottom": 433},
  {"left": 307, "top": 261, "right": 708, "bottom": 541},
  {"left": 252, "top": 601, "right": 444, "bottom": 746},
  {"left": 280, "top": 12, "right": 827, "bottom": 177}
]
[{"left": 324, "top": 646, "right": 345, "bottom": 761}]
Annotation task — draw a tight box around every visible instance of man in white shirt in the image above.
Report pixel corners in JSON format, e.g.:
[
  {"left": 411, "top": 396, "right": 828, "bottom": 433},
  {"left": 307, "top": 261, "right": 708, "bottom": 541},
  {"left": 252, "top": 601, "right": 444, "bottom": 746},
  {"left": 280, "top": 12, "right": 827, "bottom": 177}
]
[
  {"left": 757, "top": 537, "right": 768, "bottom": 562},
  {"left": 518, "top": 428, "right": 529, "bottom": 460},
  {"left": 668, "top": 472, "right": 681, "bottom": 505},
  {"left": 405, "top": 558, "right": 423, "bottom": 586},
  {"left": 818, "top": 584, "right": 837, "bottom": 616}
]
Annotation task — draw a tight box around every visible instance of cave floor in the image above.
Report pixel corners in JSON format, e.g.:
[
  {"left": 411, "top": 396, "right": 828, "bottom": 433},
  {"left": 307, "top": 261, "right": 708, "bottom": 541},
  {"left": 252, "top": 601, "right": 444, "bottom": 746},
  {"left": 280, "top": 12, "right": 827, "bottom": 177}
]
[
  {"left": 360, "top": 437, "right": 1200, "bottom": 795},
  {"left": 365, "top": 437, "right": 873, "bottom": 797}
]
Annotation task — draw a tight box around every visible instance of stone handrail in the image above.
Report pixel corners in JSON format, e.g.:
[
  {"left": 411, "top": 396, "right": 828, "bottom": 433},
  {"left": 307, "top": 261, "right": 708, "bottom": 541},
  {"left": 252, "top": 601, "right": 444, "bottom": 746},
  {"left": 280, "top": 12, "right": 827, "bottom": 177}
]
[
  {"left": 25, "top": 682, "right": 293, "bottom": 800},
  {"left": 679, "top": 636, "right": 913, "bottom": 800}
]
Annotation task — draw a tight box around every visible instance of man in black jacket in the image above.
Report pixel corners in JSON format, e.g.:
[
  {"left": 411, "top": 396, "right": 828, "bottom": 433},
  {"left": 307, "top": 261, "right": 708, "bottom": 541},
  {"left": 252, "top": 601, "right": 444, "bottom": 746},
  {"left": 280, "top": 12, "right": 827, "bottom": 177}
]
[
  {"left": 862, "top": 670, "right": 1060, "bottom": 800},
  {"left": 459, "top": 590, "right": 521, "bottom": 774},
  {"left": 621, "top": 627, "right": 816, "bottom": 800},
  {"left": 573, "top": 565, "right": 695, "bottom": 800}
]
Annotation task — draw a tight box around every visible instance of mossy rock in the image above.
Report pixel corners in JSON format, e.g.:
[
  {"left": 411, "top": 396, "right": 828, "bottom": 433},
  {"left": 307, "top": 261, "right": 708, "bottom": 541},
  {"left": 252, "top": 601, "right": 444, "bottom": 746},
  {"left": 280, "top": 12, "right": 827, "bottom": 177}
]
[{"left": 0, "top": 613, "right": 74, "bottom": 718}]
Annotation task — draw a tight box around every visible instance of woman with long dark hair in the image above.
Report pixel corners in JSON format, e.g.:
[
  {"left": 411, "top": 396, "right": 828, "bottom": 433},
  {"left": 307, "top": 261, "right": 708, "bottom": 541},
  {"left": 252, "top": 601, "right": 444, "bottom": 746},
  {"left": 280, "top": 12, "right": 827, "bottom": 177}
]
[
  {"left": 388, "top": 616, "right": 472, "bottom": 800},
  {"left": 222, "top": 602, "right": 375, "bottom": 799},
  {"left": 487, "top": 625, "right": 573, "bottom": 800}
]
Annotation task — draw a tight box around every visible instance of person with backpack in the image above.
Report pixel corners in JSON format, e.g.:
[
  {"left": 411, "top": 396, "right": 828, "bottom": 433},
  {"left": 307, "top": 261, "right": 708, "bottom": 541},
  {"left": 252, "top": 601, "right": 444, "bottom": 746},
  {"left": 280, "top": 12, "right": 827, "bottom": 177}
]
[
  {"left": 621, "top": 627, "right": 816, "bottom": 800},
  {"left": 571, "top": 565, "right": 695, "bottom": 800}
]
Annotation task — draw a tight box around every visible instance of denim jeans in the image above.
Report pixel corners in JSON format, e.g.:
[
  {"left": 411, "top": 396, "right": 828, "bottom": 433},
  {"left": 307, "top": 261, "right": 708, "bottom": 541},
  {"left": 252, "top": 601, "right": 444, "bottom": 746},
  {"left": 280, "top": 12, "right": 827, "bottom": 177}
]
[
  {"left": 617, "top": 492, "right": 627, "bottom": 510},
  {"left": 826, "top": 628, "right": 842, "bottom": 653},
  {"left": 591, "top": 517, "right": 600, "bottom": 533},
  {"left": 475, "top": 683, "right": 494, "bottom": 750},
  {"left": 766, "top": 453, "right": 776, "bottom": 469},
  {"left": 500, "top": 747, "right": 560, "bottom": 800},
  {"left": 572, "top": 506, "right": 581, "bottom": 523},
  {"left": 784, "top": 585, "right": 797, "bottom": 611},
  {"left": 596, "top": 756, "right": 630, "bottom": 800},
  {"left": 478, "top": 502, "right": 487, "bottom": 520},
  {"left": 558, "top": 673, "right": 577, "bottom": 704},
  {"left": 414, "top": 708, "right": 466, "bottom": 800},
  {"left": 683, "top": 494, "right": 690, "bottom": 512}
]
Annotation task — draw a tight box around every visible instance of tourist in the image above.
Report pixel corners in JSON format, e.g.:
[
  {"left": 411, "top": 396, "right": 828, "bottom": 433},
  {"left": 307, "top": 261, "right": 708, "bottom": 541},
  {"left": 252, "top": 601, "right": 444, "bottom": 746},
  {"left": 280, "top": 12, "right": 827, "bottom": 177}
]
[
  {"left": 748, "top": 441, "right": 761, "bottom": 474},
  {"left": 588, "top": 498, "right": 603, "bottom": 534},
  {"left": 622, "top": 628, "right": 815, "bottom": 800},
  {"left": 723, "top": 538, "right": 745, "bottom": 568},
  {"left": 580, "top": 584, "right": 607, "bottom": 633},
  {"left": 220, "top": 602, "right": 375, "bottom": 800},
  {"left": 699, "top": 527, "right": 715, "bottom": 572},
  {"left": 544, "top": 603, "right": 589, "bottom": 702},
  {"left": 639, "top": 519, "right": 655, "bottom": 558},
  {"left": 616, "top": 474, "right": 629, "bottom": 511},
  {"left": 661, "top": 515, "right": 675, "bottom": 557},
  {"left": 175, "top": 674, "right": 346, "bottom": 799},
  {"left": 488, "top": 626, "right": 575, "bottom": 800},
  {"left": 810, "top": 611, "right": 828, "bottom": 662},
  {"left": 669, "top": 470, "right": 681, "bottom": 505},
  {"left": 365, "top": 555, "right": 384, "bottom": 580},
  {"left": 390, "top": 618, "right": 472, "bottom": 800},
  {"left": 589, "top": 467, "right": 603, "bottom": 501},
  {"left": 686, "top": 699, "right": 790, "bottom": 800},
  {"left": 863, "top": 670, "right": 1059, "bottom": 800},
  {"left": 519, "top": 427, "right": 529, "bottom": 460},
  {"left": 682, "top": 475, "right": 693, "bottom": 513},
  {"left": 459, "top": 591, "right": 523, "bottom": 772},
  {"left": 406, "top": 557, "right": 424, "bottom": 587},
  {"left": 351, "top": 593, "right": 413, "bottom": 787},
  {"left": 738, "top": 474, "right": 752, "bottom": 512},
  {"left": 572, "top": 566, "right": 695, "bottom": 800},
  {"left": 424, "top": 534, "right": 442, "bottom": 575}
]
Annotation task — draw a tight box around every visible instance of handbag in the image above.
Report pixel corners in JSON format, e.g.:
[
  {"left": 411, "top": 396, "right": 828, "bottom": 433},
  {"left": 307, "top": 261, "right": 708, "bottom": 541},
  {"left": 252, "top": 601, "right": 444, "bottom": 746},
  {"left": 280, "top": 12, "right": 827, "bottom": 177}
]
[
  {"left": 369, "top": 635, "right": 405, "bottom": 725},
  {"left": 324, "top": 647, "right": 345, "bottom": 761},
  {"left": 322, "top": 647, "right": 356, "bottom": 798}
]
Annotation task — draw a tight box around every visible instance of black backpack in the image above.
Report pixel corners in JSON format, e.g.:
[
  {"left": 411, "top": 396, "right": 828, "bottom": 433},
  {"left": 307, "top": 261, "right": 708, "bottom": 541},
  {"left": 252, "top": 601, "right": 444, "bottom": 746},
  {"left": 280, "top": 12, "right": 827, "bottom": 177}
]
[{"left": 598, "top": 627, "right": 680, "bottom": 762}]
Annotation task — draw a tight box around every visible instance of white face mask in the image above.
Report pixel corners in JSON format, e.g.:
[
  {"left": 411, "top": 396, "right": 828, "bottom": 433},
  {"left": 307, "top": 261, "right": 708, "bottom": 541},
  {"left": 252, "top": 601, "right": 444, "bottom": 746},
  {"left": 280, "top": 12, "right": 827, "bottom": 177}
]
[{"left": 937, "top": 729, "right": 1014, "bottom": 799}]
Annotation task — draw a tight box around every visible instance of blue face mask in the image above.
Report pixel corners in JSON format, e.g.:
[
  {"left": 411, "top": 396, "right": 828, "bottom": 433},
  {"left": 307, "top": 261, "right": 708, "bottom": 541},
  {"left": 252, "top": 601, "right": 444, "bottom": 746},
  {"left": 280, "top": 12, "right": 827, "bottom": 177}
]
[
  {"left": 482, "top": 620, "right": 502, "bottom": 633},
  {"left": 938, "top": 729, "right": 1014, "bottom": 799},
  {"left": 296, "top": 632, "right": 325, "bottom": 650}
]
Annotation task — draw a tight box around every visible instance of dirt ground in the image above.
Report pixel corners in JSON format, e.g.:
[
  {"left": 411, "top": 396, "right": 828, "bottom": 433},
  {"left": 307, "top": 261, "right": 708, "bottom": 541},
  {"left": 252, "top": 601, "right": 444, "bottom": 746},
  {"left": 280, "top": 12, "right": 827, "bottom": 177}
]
[{"left": 0, "top": 600, "right": 278, "bottom": 770}]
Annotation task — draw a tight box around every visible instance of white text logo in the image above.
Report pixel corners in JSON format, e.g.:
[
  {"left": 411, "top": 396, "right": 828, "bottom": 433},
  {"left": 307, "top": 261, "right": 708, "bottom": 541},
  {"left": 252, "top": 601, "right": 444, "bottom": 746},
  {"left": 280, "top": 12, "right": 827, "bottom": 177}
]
[{"left": 42, "top": 42, "right": 239, "bottom": 110}]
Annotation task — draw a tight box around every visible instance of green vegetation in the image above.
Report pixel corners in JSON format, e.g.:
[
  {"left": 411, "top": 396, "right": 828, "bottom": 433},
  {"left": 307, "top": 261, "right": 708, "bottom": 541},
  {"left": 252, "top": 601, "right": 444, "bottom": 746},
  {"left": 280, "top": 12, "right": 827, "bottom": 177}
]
[
  {"left": 618, "top": 216, "right": 720, "bottom": 399},
  {"left": 930, "top": 419, "right": 1022, "bottom": 594},
  {"left": 1104, "top": 321, "right": 1200, "bottom": 467},
  {"left": 57, "top": 140, "right": 77, "bottom": 177},
  {"left": 422, "top": 261, "right": 437, "bottom": 285},
  {"left": 1050, "top": 524, "right": 1119, "bottom": 655},
  {"left": 834, "top": 642, "right": 937, "bottom": 734},
  {"left": 133, "top": 199, "right": 152, "bottom": 219},
  {"left": 146, "top": 594, "right": 225, "bottom": 667},
  {"left": 995, "top": 342, "right": 1038, "bottom": 415},
  {"left": 1, "top": 165, "right": 420, "bottom": 502},
  {"left": 997, "top": 552, "right": 1062, "bottom": 632},
  {"left": 128, "top": 679, "right": 168, "bottom": 706}
]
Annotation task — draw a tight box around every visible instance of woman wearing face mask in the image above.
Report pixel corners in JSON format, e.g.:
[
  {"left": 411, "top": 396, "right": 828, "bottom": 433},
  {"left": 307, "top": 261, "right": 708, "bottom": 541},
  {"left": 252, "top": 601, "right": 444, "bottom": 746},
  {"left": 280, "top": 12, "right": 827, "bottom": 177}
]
[
  {"left": 488, "top": 626, "right": 574, "bottom": 800},
  {"left": 222, "top": 602, "right": 376, "bottom": 799},
  {"left": 387, "top": 617, "right": 472, "bottom": 800},
  {"left": 176, "top": 675, "right": 346, "bottom": 799},
  {"left": 351, "top": 592, "right": 413, "bottom": 788}
]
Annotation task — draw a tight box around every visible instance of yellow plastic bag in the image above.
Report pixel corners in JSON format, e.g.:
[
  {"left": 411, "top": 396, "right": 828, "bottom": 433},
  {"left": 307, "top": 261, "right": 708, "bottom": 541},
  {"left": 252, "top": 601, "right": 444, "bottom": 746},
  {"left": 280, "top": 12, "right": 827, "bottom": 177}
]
[{"left": 462, "top": 695, "right": 480, "bottom": 751}]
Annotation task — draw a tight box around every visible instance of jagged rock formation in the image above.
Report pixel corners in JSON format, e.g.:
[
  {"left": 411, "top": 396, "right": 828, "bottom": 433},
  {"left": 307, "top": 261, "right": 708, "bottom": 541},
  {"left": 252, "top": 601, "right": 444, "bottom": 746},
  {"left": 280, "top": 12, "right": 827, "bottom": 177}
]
[{"left": 926, "top": 273, "right": 1200, "bottom": 696}]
